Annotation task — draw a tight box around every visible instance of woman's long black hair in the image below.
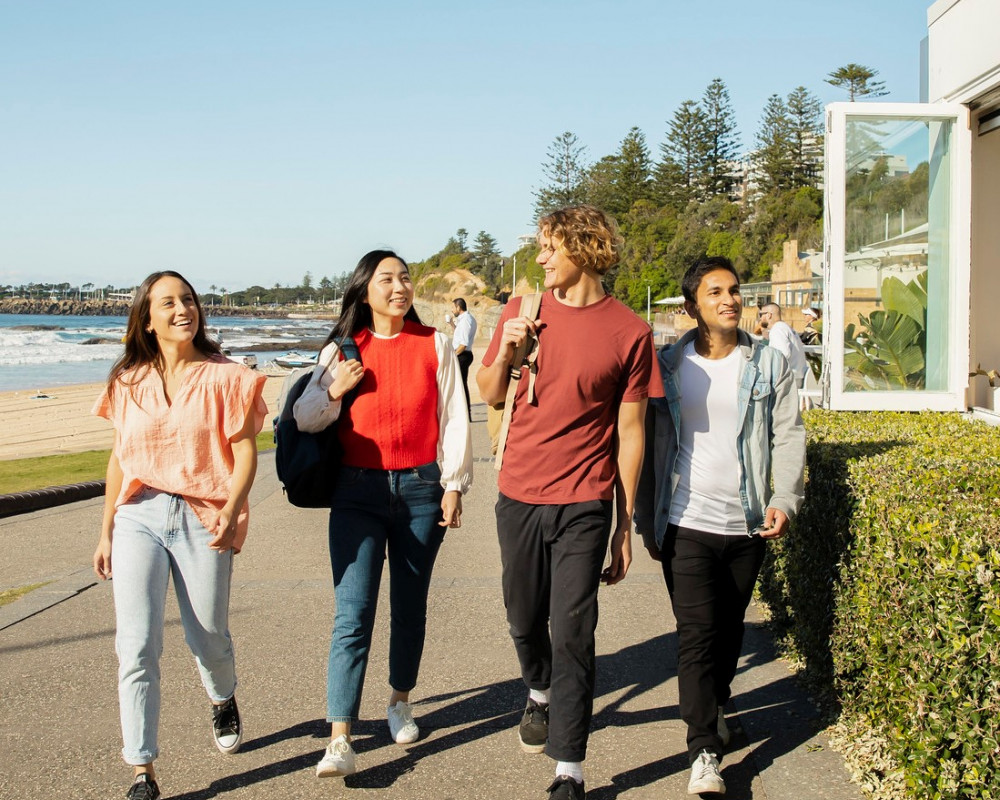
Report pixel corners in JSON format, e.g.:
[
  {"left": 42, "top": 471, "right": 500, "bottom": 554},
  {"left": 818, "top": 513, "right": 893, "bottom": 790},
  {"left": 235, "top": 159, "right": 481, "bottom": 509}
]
[{"left": 324, "top": 249, "right": 422, "bottom": 345}]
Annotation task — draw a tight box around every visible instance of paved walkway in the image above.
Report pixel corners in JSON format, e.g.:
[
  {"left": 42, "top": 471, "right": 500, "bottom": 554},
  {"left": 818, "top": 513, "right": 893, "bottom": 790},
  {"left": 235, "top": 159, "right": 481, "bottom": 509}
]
[{"left": 0, "top": 406, "right": 862, "bottom": 800}]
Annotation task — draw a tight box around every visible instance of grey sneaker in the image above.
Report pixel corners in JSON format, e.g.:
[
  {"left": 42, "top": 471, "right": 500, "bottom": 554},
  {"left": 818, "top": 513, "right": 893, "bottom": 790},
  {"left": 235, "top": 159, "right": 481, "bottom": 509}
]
[
  {"left": 212, "top": 696, "right": 242, "bottom": 754},
  {"left": 717, "top": 706, "right": 730, "bottom": 746},
  {"left": 518, "top": 698, "right": 549, "bottom": 754},
  {"left": 316, "top": 734, "right": 356, "bottom": 777},
  {"left": 125, "top": 773, "right": 160, "bottom": 800},
  {"left": 688, "top": 749, "right": 725, "bottom": 794}
]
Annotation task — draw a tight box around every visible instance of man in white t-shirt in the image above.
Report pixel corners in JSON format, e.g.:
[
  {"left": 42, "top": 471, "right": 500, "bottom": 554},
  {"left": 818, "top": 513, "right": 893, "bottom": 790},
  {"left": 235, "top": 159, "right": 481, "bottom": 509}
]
[
  {"left": 635, "top": 256, "right": 805, "bottom": 796},
  {"left": 447, "top": 297, "right": 477, "bottom": 420},
  {"left": 757, "top": 303, "right": 808, "bottom": 386}
]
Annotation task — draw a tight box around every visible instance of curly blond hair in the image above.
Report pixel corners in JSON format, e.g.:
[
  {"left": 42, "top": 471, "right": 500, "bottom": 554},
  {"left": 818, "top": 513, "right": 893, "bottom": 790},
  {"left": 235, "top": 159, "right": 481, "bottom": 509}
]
[{"left": 538, "top": 205, "right": 622, "bottom": 275}]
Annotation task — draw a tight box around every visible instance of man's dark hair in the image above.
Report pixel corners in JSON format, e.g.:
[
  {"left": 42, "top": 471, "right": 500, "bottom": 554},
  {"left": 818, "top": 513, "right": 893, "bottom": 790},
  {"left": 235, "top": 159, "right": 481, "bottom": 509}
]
[
  {"left": 452, "top": 297, "right": 467, "bottom": 312},
  {"left": 681, "top": 256, "right": 740, "bottom": 303}
]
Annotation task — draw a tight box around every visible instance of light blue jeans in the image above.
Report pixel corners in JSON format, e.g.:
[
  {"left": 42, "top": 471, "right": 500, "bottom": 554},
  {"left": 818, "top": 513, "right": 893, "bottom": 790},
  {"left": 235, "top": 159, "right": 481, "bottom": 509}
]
[
  {"left": 111, "top": 487, "right": 236, "bottom": 764},
  {"left": 326, "top": 462, "right": 445, "bottom": 722}
]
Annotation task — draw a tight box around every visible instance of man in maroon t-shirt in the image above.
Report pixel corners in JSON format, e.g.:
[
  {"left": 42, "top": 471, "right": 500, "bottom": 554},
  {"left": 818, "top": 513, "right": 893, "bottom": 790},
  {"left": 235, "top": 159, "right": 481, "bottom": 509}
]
[{"left": 478, "top": 205, "right": 661, "bottom": 800}]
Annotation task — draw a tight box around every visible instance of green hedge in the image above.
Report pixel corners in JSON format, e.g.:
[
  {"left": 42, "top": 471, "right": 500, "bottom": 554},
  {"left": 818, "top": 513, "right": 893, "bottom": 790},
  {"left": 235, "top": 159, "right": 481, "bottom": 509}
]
[{"left": 758, "top": 411, "right": 1000, "bottom": 799}]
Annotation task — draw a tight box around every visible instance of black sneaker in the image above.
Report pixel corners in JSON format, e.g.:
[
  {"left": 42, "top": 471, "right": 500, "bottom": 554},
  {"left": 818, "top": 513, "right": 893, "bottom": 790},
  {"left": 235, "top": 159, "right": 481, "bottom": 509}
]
[
  {"left": 212, "top": 695, "right": 243, "bottom": 754},
  {"left": 518, "top": 698, "right": 549, "bottom": 754},
  {"left": 547, "top": 776, "right": 585, "bottom": 799},
  {"left": 125, "top": 773, "right": 160, "bottom": 800}
]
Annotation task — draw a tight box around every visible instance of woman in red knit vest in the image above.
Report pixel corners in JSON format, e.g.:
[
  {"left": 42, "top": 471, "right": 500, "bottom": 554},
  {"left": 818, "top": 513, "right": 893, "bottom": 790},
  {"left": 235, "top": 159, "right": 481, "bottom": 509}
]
[{"left": 293, "top": 249, "right": 473, "bottom": 778}]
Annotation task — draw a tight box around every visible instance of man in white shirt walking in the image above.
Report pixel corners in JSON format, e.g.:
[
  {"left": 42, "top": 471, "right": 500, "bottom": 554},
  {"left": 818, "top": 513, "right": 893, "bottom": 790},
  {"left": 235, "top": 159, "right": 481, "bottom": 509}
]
[
  {"left": 636, "top": 258, "right": 805, "bottom": 795},
  {"left": 758, "top": 303, "right": 808, "bottom": 386},
  {"left": 448, "top": 297, "right": 477, "bottom": 420}
]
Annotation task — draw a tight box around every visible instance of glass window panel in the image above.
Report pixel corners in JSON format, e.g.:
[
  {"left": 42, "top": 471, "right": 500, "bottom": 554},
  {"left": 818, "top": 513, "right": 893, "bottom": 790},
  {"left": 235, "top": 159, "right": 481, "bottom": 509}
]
[{"left": 842, "top": 116, "right": 953, "bottom": 392}]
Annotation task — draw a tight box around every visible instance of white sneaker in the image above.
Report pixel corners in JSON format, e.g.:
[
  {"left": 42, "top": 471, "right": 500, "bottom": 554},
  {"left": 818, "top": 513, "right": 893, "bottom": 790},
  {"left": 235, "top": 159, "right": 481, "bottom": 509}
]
[
  {"left": 688, "top": 749, "right": 726, "bottom": 794},
  {"left": 717, "top": 706, "right": 731, "bottom": 746},
  {"left": 316, "top": 734, "right": 356, "bottom": 778},
  {"left": 387, "top": 700, "right": 419, "bottom": 744}
]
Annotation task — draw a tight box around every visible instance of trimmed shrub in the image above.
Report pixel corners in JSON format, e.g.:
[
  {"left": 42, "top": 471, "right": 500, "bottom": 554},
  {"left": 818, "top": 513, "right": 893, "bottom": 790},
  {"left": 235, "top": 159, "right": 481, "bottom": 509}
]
[{"left": 759, "top": 411, "right": 1000, "bottom": 799}]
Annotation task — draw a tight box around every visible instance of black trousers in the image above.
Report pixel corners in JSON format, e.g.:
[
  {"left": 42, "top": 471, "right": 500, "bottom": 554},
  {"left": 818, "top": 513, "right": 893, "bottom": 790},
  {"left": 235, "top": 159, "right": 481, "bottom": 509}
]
[
  {"left": 456, "top": 350, "right": 473, "bottom": 420},
  {"left": 496, "top": 493, "right": 613, "bottom": 762},
  {"left": 661, "top": 524, "right": 766, "bottom": 763}
]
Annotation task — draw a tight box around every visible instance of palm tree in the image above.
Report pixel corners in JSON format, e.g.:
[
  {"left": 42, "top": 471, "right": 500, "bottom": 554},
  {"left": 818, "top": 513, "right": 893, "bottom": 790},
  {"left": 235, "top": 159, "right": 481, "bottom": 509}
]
[{"left": 209, "top": 284, "right": 217, "bottom": 307}]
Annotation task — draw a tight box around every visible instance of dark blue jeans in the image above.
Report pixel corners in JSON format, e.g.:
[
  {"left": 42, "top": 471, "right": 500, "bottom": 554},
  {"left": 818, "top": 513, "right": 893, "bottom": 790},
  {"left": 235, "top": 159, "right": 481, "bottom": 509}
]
[
  {"left": 326, "top": 462, "right": 445, "bottom": 722},
  {"left": 661, "top": 524, "right": 766, "bottom": 763}
]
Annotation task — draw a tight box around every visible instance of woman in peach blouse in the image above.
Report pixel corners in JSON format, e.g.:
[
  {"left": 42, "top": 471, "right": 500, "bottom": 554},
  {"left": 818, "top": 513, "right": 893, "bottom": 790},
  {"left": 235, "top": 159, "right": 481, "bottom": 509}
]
[{"left": 92, "top": 271, "right": 267, "bottom": 800}]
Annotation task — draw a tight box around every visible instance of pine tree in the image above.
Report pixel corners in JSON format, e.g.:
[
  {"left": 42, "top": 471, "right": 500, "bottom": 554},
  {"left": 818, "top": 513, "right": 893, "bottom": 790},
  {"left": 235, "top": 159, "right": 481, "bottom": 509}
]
[
  {"left": 472, "top": 231, "right": 500, "bottom": 276},
  {"left": 533, "top": 131, "right": 589, "bottom": 218},
  {"left": 615, "top": 127, "right": 653, "bottom": 212},
  {"left": 655, "top": 100, "right": 709, "bottom": 208},
  {"left": 701, "top": 79, "right": 741, "bottom": 198},
  {"left": 826, "top": 63, "right": 889, "bottom": 101},
  {"left": 455, "top": 228, "right": 468, "bottom": 251},
  {"left": 786, "top": 86, "right": 824, "bottom": 188},
  {"left": 754, "top": 94, "right": 795, "bottom": 194}
]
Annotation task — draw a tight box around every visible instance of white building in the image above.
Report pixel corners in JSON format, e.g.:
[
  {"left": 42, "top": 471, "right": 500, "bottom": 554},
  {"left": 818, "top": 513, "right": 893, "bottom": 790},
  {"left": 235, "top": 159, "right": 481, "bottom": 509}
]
[{"left": 820, "top": 0, "right": 998, "bottom": 412}]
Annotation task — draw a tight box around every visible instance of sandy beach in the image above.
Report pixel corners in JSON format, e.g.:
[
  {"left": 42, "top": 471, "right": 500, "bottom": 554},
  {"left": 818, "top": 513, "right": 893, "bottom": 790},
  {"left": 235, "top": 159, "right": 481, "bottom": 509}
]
[{"left": 1, "top": 343, "right": 489, "bottom": 462}]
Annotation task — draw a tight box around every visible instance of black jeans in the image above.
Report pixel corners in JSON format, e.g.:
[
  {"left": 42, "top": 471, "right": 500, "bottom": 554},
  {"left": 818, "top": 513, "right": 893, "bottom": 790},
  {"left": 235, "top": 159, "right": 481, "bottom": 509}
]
[
  {"left": 456, "top": 350, "right": 474, "bottom": 420},
  {"left": 661, "top": 524, "right": 766, "bottom": 763},
  {"left": 496, "top": 493, "right": 613, "bottom": 762}
]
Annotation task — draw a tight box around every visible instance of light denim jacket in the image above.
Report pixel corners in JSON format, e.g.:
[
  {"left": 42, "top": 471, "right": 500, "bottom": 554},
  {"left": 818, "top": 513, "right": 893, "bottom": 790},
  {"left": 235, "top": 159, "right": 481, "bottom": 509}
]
[{"left": 634, "top": 328, "right": 806, "bottom": 550}]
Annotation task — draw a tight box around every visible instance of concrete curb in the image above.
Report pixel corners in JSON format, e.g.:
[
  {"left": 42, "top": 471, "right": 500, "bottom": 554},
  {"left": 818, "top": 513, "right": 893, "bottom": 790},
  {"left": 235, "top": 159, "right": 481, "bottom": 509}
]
[{"left": 0, "top": 480, "right": 105, "bottom": 519}]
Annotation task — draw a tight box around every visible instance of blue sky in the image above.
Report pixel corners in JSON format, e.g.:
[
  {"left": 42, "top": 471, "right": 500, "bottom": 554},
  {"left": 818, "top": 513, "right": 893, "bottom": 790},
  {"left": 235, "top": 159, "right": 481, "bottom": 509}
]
[{"left": 0, "top": 0, "right": 932, "bottom": 294}]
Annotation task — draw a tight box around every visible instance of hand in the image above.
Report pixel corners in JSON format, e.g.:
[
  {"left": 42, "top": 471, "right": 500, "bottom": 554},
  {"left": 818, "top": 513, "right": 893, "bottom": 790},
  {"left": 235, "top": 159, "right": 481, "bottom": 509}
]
[
  {"left": 644, "top": 542, "right": 661, "bottom": 562},
  {"left": 758, "top": 507, "right": 790, "bottom": 539},
  {"left": 499, "top": 316, "right": 540, "bottom": 358},
  {"left": 209, "top": 510, "right": 237, "bottom": 552},
  {"left": 601, "top": 523, "right": 633, "bottom": 585},
  {"left": 93, "top": 536, "right": 113, "bottom": 580},
  {"left": 330, "top": 358, "right": 364, "bottom": 401},
  {"left": 440, "top": 491, "right": 462, "bottom": 528}
]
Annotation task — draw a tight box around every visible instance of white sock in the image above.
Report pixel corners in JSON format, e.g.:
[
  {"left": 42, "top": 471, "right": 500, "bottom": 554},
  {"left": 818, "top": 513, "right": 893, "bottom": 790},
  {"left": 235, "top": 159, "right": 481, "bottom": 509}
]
[
  {"left": 529, "top": 687, "right": 550, "bottom": 705},
  {"left": 556, "top": 761, "right": 584, "bottom": 783}
]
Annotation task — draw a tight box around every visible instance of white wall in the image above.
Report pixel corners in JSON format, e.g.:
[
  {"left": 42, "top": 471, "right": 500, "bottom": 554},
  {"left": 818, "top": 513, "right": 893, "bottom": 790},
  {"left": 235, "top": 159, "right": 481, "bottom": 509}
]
[{"left": 927, "top": 0, "right": 1000, "bottom": 104}]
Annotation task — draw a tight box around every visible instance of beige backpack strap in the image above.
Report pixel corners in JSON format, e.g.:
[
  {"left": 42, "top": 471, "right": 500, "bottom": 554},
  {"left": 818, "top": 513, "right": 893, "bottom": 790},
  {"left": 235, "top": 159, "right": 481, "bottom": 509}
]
[{"left": 495, "top": 293, "right": 541, "bottom": 471}]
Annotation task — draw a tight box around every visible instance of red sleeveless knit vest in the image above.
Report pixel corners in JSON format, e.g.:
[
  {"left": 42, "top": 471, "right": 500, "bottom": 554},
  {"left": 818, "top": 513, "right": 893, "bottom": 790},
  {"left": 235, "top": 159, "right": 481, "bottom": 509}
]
[{"left": 338, "top": 321, "right": 439, "bottom": 469}]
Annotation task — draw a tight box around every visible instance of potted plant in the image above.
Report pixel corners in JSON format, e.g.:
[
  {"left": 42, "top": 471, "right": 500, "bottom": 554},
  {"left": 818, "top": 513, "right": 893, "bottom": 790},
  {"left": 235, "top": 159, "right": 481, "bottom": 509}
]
[{"left": 969, "top": 364, "right": 1000, "bottom": 410}]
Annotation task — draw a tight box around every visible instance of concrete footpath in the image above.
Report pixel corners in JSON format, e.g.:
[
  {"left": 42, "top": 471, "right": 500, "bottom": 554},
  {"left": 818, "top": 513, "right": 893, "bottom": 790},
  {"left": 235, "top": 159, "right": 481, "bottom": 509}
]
[{"left": 0, "top": 406, "right": 862, "bottom": 800}]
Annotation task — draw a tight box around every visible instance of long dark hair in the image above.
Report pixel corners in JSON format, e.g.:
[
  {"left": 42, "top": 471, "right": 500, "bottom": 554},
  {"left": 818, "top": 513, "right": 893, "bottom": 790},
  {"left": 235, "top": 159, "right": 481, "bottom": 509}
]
[
  {"left": 325, "top": 249, "right": 422, "bottom": 344},
  {"left": 106, "top": 270, "right": 221, "bottom": 399}
]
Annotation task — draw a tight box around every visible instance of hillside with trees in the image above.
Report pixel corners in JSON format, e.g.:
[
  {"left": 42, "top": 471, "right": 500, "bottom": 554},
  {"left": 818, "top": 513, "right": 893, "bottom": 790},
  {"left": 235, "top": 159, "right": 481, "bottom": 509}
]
[{"left": 410, "top": 63, "right": 888, "bottom": 315}]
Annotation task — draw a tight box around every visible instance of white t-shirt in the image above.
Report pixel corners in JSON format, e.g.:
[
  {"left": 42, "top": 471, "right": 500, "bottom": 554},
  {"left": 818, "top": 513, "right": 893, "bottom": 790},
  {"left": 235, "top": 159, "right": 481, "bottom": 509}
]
[
  {"left": 669, "top": 342, "right": 747, "bottom": 535},
  {"left": 452, "top": 311, "right": 477, "bottom": 352},
  {"left": 766, "top": 321, "right": 807, "bottom": 382}
]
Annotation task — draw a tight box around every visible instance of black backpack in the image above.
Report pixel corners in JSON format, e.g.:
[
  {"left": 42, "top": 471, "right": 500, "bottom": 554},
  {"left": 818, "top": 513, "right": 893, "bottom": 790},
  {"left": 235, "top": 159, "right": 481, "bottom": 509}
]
[{"left": 274, "top": 338, "right": 360, "bottom": 508}]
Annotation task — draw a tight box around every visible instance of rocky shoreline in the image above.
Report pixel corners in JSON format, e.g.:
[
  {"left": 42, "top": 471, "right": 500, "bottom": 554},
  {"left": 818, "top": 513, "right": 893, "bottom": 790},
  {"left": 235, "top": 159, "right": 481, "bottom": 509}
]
[{"left": 0, "top": 299, "right": 293, "bottom": 318}]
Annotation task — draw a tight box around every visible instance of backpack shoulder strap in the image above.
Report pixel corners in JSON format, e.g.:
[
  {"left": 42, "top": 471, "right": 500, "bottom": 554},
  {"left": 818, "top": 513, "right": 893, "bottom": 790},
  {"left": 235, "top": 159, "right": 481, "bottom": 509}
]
[{"left": 495, "top": 294, "right": 542, "bottom": 471}]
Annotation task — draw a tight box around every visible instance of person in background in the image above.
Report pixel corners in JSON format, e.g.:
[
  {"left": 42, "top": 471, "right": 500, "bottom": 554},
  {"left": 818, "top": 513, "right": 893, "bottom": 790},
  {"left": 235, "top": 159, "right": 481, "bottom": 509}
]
[
  {"left": 293, "top": 249, "right": 472, "bottom": 779},
  {"left": 93, "top": 271, "right": 267, "bottom": 800},
  {"left": 757, "top": 302, "right": 808, "bottom": 387},
  {"left": 477, "top": 205, "right": 660, "bottom": 800},
  {"left": 800, "top": 306, "right": 822, "bottom": 345},
  {"left": 636, "top": 256, "right": 805, "bottom": 795},
  {"left": 447, "top": 297, "right": 478, "bottom": 420}
]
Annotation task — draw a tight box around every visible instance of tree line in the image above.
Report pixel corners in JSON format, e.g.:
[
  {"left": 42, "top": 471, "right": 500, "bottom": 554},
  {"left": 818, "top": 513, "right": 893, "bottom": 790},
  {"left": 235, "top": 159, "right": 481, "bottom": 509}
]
[{"left": 409, "top": 63, "right": 890, "bottom": 313}]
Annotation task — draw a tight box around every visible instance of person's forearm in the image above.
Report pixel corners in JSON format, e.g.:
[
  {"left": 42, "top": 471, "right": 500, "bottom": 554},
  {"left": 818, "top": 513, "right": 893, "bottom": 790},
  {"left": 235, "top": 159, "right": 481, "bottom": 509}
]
[
  {"left": 101, "top": 451, "right": 125, "bottom": 539},
  {"left": 226, "top": 437, "right": 257, "bottom": 516},
  {"left": 476, "top": 356, "right": 513, "bottom": 406}
]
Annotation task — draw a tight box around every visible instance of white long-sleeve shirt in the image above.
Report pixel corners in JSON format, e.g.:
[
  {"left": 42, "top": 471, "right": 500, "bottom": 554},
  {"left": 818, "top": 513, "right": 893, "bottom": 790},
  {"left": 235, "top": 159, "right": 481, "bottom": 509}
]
[{"left": 292, "top": 331, "right": 473, "bottom": 494}]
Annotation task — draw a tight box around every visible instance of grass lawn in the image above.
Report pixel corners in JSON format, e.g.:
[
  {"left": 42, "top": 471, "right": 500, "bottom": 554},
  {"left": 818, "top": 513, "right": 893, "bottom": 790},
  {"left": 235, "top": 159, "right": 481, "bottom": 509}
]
[{"left": 0, "top": 431, "right": 276, "bottom": 495}]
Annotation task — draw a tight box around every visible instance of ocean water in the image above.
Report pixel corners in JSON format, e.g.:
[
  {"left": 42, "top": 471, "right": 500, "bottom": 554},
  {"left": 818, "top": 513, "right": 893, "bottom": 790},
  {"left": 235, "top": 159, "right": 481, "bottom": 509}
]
[{"left": 0, "top": 314, "right": 334, "bottom": 392}]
